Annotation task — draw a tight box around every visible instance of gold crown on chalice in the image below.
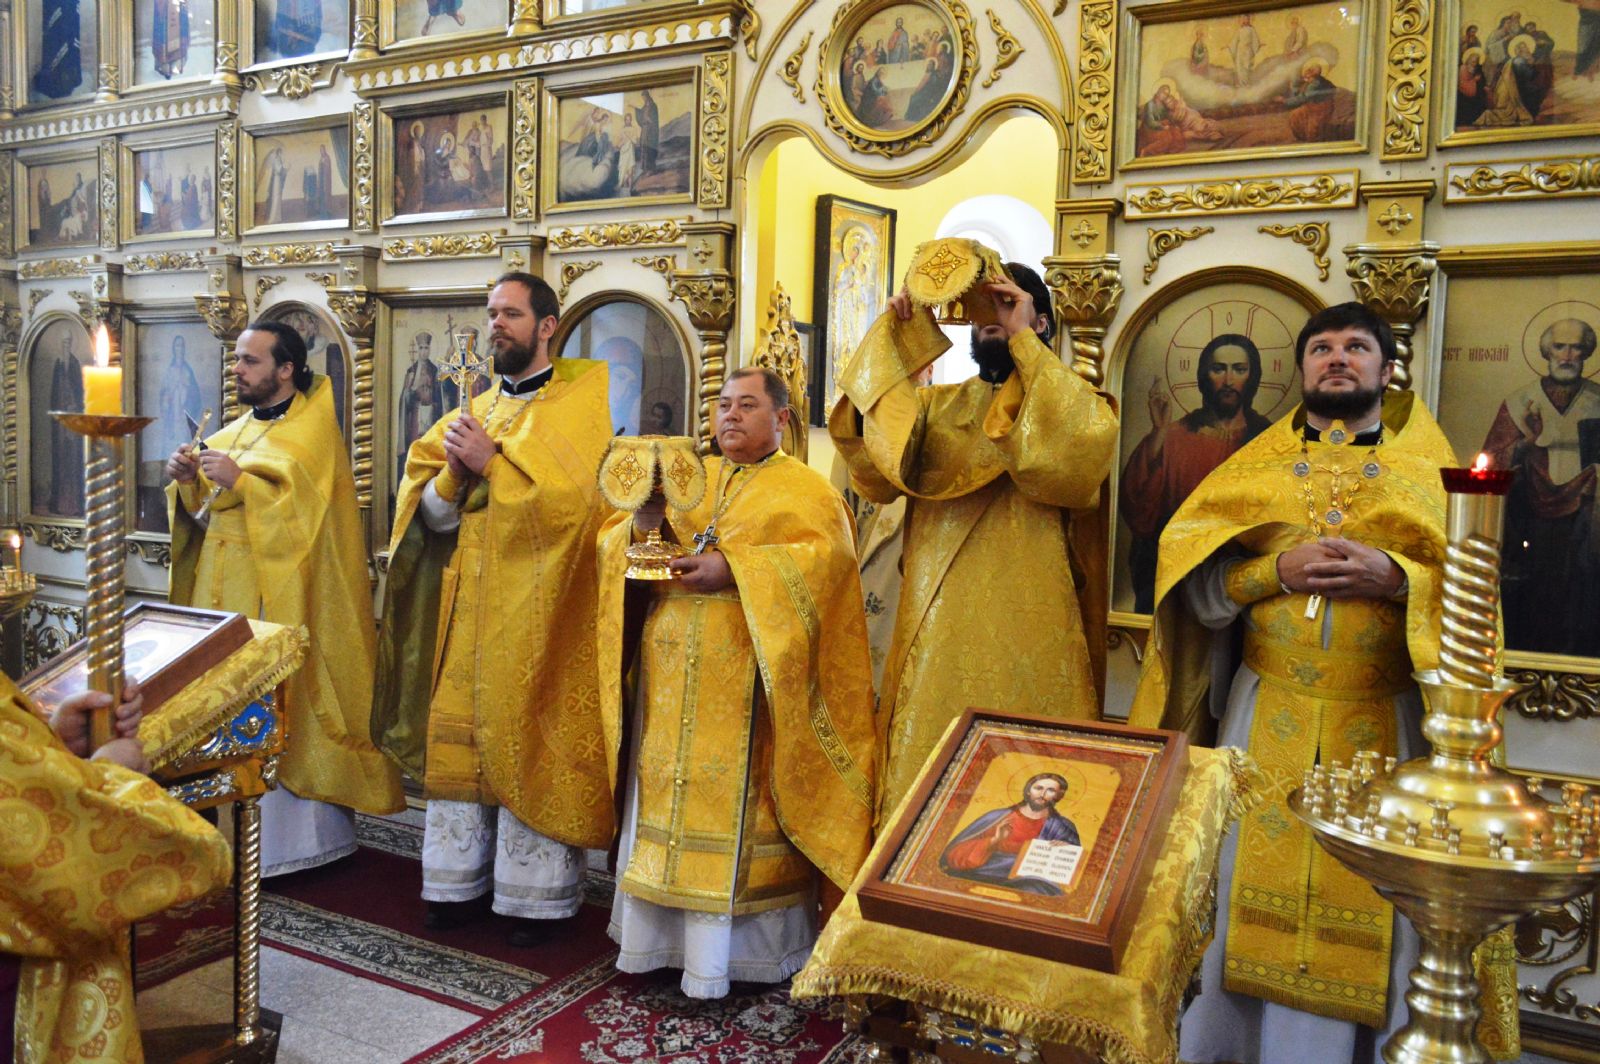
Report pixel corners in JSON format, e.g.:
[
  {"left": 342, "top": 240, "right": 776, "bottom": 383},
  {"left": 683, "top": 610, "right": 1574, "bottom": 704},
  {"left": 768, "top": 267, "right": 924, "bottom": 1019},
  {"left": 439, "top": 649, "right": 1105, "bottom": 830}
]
[
  {"left": 903, "top": 237, "right": 1013, "bottom": 327},
  {"left": 598, "top": 435, "right": 707, "bottom": 580}
]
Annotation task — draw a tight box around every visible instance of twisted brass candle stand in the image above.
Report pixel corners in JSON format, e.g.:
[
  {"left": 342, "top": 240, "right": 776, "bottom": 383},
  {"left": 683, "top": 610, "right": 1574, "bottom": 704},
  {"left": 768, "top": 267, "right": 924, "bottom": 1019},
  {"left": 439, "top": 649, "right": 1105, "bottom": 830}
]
[
  {"left": 53, "top": 413, "right": 153, "bottom": 749},
  {"left": 1290, "top": 466, "right": 1600, "bottom": 1064}
]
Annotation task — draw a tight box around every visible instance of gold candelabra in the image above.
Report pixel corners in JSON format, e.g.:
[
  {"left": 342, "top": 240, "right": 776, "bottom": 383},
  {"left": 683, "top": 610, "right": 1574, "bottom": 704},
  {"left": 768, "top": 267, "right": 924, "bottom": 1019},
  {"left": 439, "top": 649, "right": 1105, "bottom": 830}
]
[
  {"left": 0, "top": 529, "right": 36, "bottom": 619},
  {"left": 1290, "top": 460, "right": 1600, "bottom": 1064},
  {"left": 53, "top": 413, "right": 153, "bottom": 750}
]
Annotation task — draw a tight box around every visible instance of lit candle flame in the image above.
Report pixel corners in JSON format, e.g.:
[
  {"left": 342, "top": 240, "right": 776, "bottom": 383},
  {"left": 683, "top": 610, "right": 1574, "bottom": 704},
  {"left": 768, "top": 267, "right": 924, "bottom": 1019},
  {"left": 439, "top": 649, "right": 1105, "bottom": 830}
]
[
  {"left": 94, "top": 324, "right": 111, "bottom": 368},
  {"left": 1472, "top": 452, "right": 1489, "bottom": 473},
  {"left": 7, "top": 533, "right": 18, "bottom": 551}
]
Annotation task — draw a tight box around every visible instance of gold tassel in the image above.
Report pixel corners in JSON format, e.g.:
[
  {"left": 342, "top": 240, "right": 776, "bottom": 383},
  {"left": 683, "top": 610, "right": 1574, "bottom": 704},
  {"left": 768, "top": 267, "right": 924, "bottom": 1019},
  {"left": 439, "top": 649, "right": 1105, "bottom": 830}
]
[{"left": 1236, "top": 906, "right": 1299, "bottom": 934}]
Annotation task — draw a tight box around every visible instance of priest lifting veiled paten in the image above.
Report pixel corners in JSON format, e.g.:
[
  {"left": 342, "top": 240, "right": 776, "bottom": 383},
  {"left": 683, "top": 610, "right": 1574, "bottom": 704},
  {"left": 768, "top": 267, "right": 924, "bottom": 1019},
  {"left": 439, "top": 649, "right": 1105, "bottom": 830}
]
[
  {"left": 166, "top": 321, "right": 403, "bottom": 876},
  {"left": 1, "top": 673, "right": 231, "bottom": 1064},
  {"left": 595, "top": 368, "right": 877, "bottom": 999},
  {"left": 829, "top": 239, "right": 1119, "bottom": 823},
  {"left": 373, "top": 272, "right": 615, "bottom": 945}
]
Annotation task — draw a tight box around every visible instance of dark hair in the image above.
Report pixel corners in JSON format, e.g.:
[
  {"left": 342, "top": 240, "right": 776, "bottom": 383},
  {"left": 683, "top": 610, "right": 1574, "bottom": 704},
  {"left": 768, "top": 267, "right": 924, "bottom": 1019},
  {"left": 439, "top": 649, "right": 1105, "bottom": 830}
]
[
  {"left": 1020, "top": 772, "right": 1068, "bottom": 804},
  {"left": 493, "top": 271, "right": 561, "bottom": 321},
  {"left": 1004, "top": 262, "right": 1055, "bottom": 346},
  {"left": 727, "top": 366, "right": 790, "bottom": 411},
  {"left": 1294, "top": 301, "right": 1397, "bottom": 366},
  {"left": 1197, "top": 332, "right": 1263, "bottom": 410},
  {"left": 245, "top": 319, "right": 313, "bottom": 391}
]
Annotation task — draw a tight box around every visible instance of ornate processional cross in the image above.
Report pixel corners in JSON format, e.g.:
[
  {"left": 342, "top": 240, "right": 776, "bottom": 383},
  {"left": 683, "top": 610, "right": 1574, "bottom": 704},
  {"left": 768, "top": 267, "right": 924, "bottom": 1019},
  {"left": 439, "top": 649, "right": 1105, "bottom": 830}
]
[{"left": 435, "top": 327, "right": 493, "bottom": 417}]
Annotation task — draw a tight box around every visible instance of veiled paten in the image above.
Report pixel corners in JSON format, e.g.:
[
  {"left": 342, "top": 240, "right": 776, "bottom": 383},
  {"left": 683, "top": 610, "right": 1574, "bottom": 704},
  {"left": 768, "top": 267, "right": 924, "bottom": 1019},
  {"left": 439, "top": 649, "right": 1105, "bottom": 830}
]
[
  {"left": 1, "top": 674, "right": 231, "bottom": 1064},
  {"left": 792, "top": 744, "right": 1259, "bottom": 1064},
  {"left": 595, "top": 454, "right": 878, "bottom": 907},
  {"left": 830, "top": 310, "right": 1119, "bottom": 823},
  {"left": 167, "top": 376, "right": 402, "bottom": 816},
  {"left": 1126, "top": 393, "right": 1500, "bottom": 1029},
  {"left": 375, "top": 359, "right": 616, "bottom": 850}
]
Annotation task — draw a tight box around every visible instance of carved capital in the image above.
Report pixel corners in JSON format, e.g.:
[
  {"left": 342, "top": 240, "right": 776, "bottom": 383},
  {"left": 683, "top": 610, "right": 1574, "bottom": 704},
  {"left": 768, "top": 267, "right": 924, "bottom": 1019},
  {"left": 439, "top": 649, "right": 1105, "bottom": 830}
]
[
  {"left": 1044, "top": 256, "right": 1123, "bottom": 386},
  {"left": 1343, "top": 241, "right": 1438, "bottom": 391},
  {"left": 667, "top": 273, "right": 736, "bottom": 333},
  {"left": 193, "top": 293, "right": 250, "bottom": 341},
  {"left": 326, "top": 289, "right": 377, "bottom": 339}
]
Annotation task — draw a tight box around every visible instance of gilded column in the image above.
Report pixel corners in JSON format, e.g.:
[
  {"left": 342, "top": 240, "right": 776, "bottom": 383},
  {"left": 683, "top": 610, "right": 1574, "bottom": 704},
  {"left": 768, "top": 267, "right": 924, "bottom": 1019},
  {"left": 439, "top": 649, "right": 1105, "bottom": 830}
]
[
  {"left": 350, "top": 0, "right": 379, "bottom": 60},
  {"left": 1344, "top": 180, "right": 1437, "bottom": 391},
  {"left": 667, "top": 223, "right": 736, "bottom": 454},
  {"left": 1044, "top": 198, "right": 1123, "bottom": 386},
  {"left": 509, "top": 0, "right": 539, "bottom": 35},
  {"left": 0, "top": 152, "right": 12, "bottom": 259},
  {"left": 195, "top": 255, "right": 248, "bottom": 421},
  {"left": 0, "top": 3, "right": 13, "bottom": 120},
  {"left": 73, "top": 263, "right": 124, "bottom": 337},
  {"left": 1, "top": 269, "right": 19, "bottom": 523},
  {"left": 327, "top": 246, "right": 380, "bottom": 541},
  {"left": 213, "top": 0, "right": 242, "bottom": 89},
  {"left": 95, "top": 0, "right": 119, "bottom": 102},
  {"left": 97, "top": 139, "right": 118, "bottom": 250}
]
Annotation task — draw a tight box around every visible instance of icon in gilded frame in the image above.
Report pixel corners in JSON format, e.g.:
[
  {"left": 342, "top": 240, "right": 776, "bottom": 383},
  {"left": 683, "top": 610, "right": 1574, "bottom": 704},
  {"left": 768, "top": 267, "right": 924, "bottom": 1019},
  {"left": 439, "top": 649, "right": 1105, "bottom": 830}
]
[
  {"left": 16, "top": 150, "right": 100, "bottom": 253},
  {"left": 381, "top": 94, "right": 511, "bottom": 226},
  {"left": 541, "top": 70, "right": 699, "bottom": 214},
  {"left": 18, "top": 0, "right": 100, "bottom": 107},
  {"left": 242, "top": 118, "right": 353, "bottom": 236}
]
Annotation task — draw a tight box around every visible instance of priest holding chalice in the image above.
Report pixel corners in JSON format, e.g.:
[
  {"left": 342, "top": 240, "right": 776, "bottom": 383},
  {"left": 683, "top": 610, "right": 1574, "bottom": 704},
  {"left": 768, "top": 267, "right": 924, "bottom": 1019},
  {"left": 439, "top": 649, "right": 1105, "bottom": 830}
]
[{"left": 593, "top": 367, "right": 880, "bottom": 999}]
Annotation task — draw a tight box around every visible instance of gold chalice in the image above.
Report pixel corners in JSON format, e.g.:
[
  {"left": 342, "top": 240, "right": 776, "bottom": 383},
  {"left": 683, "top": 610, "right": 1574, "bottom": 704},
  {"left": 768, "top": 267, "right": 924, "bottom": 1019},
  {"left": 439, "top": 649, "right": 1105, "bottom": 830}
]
[{"left": 598, "top": 435, "right": 707, "bottom": 580}]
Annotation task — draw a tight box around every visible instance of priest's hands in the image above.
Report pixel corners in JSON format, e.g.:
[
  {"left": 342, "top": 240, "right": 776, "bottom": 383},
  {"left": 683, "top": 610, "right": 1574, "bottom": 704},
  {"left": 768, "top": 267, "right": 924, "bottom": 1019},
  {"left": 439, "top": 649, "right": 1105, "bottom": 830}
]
[
  {"left": 984, "top": 280, "right": 1038, "bottom": 339},
  {"left": 445, "top": 414, "right": 497, "bottom": 476},
  {"left": 198, "top": 451, "right": 242, "bottom": 490},
  {"left": 52, "top": 679, "right": 145, "bottom": 759},
  {"left": 670, "top": 551, "right": 733, "bottom": 592},
  {"left": 884, "top": 285, "right": 924, "bottom": 322},
  {"left": 92, "top": 738, "right": 152, "bottom": 774},
  {"left": 634, "top": 488, "right": 667, "bottom": 535},
  {"left": 166, "top": 444, "right": 200, "bottom": 483},
  {"left": 1278, "top": 538, "right": 1405, "bottom": 600}
]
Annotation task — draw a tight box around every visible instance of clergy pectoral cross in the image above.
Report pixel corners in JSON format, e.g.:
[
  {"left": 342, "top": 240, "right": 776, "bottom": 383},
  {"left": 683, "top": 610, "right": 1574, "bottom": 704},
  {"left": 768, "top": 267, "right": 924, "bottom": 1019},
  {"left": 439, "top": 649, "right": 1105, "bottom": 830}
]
[
  {"left": 435, "top": 328, "right": 492, "bottom": 418},
  {"left": 692, "top": 524, "right": 719, "bottom": 555}
]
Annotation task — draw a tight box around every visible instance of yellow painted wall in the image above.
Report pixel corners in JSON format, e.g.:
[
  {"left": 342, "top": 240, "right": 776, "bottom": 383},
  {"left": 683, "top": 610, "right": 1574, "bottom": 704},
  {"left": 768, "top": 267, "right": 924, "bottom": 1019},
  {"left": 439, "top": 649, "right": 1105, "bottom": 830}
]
[{"left": 750, "top": 113, "right": 1059, "bottom": 327}]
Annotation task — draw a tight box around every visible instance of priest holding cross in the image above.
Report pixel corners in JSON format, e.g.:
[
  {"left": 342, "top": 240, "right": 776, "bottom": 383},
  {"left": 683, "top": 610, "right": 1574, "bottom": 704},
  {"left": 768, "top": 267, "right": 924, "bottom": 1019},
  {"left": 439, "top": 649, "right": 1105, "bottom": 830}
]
[{"left": 374, "top": 272, "right": 616, "bottom": 946}]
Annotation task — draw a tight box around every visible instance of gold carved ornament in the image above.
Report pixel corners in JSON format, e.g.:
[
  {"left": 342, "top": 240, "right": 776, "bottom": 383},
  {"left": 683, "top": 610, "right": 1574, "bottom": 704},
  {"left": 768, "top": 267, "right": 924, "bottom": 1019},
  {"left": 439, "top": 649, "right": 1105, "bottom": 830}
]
[
  {"left": 124, "top": 251, "right": 209, "bottom": 273},
  {"left": 22, "top": 520, "right": 87, "bottom": 553},
  {"left": 28, "top": 290, "right": 52, "bottom": 315},
  {"left": 352, "top": 103, "right": 376, "bottom": 233},
  {"left": 558, "top": 261, "right": 602, "bottom": 301},
  {"left": 216, "top": 122, "right": 239, "bottom": 244},
  {"left": 1126, "top": 173, "right": 1357, "bottom": 218},
  {"left": 1505, "top": 669, "right": 1600, "bottom": 723},
  {"left": 1380, "top": 0, "right": 1432, "bottom": 160},
  {"left": 382, "top": 232, "right": 500, "bottom": 260},
  {"left": 1259, "top": 222, "right": 1331, "bottom": 281},
  {"left": 1044, "top": 258, "right": 1123, "bottom": 386},
  {"left": 813, "top": 0, "right": 979, "bottom": 158},
  {"left": 700, "top": 54, "right": 732, "bottom": 209},
  {"left": 1343, "top": 243, "right": 1437, "bottom": 391},
  {"left": 243, "top": 242, "right": 338, "bottom": 268},
  {"left": 1144, "top": 226, "right": 1213, "bottom": 284},
  {"left": 667, "top": 272, "right": 736, "bottom": 454},
  {"left": 19, "top": 258, "right": 94, "bottom": 280},
  {"left": 1449, "top": 156, "right": 1600, "bottom": 201},
  {"left": 551, "top": 219, "right": 684, "bottom": 252},
  {"left": 779, "top": 32, "right": 813, "bottom": 103},
  {"left": 634, "top": 255, "right": 679, "bottom": 278},
  {"left": 253, "top": 275, "right": 287, "bottom": 307},
  {"left": 750, "top": 283, "right": 809, "bottom": 460},
  {"left": 98, "top": 140, "right": 117, "bottom": 251},
  {"left": 1073, "top": 0, "right": 1115, "bottom": 184},
  {"left": 982, "top": 10, "right": 1023, "bottom": 89},
  {"left": 512, "top": 79, "right": 537, "bottom": 221},
  {"left": 0, "top": 155, "right": 12, "bottom": 256}
]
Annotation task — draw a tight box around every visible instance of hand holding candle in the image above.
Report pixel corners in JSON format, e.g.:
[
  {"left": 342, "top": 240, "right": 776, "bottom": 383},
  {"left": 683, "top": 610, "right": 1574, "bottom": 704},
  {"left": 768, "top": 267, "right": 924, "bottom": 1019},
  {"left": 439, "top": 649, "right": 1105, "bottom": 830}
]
[{"left": 82, "top": 324, "right": 121, "bottom": 416}]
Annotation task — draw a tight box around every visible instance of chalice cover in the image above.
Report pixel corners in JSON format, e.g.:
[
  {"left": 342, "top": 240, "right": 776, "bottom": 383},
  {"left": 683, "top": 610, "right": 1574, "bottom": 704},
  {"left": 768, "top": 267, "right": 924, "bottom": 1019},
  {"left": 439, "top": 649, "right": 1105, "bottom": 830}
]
[
  {"left": 903, "top": 238, "right": 1010, "bottom": 325},
  {"left": 598, "top": 436, "right": 659, "bottom": 511},
  {"left": 653, "top": 436, "right": 707, "bottom": 510}
]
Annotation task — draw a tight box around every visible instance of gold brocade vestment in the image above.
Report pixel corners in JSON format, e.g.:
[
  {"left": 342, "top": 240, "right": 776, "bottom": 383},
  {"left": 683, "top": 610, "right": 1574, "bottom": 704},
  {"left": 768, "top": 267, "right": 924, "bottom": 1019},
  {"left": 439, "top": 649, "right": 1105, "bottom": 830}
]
[
  {"left": 167, "top": 376, "right": 402, "bottom": 815},
  {"left": 0, "top": 673, "right": 231, "bottom": 1064},
  {"left": 830, "top": 311, "right": 1119, "bottom": 823},
  {"left": 374, "top": 360, "right": 616, "bottom": 849},
  {"left": 1129, "top": 394, "right": 1457, "bottom": 1027},
  {"left": 595, "top": 454, "right": 878, "bottom": 909}
]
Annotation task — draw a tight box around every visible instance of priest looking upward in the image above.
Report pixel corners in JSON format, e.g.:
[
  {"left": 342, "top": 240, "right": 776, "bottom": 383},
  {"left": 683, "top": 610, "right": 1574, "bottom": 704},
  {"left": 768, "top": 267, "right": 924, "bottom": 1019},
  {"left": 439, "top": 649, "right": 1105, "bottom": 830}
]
[
  {"left": 829, "top": 258, "right": 1119, "bottom": 823},
  {"left": 595, "top": 367, "right": 877, "bottom": 999},
  {"left": 1128, "top": 302, "right": 1480, "bottom": 1062},
  {"left": 166, "top": 320, "right": 403, "bottom": 876},
  {"left": 373, "top": 272, "right": 614, "bottom": 946},
  {"left": 2, "top": 674, "right": 231, "bottom": 1064}
]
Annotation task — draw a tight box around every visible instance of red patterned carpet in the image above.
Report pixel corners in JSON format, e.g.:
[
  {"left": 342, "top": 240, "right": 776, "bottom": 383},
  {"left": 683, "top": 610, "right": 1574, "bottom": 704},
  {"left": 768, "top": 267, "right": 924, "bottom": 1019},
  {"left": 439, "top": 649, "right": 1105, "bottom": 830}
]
[{"left": 142, "top": 813, "right": 866, "bottom": 1062}]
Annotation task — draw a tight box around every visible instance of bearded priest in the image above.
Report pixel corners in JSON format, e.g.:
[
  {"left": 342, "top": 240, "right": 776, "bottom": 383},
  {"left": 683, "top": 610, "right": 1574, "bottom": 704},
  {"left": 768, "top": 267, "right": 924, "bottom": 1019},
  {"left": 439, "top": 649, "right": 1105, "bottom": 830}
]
[{"left": 594, "top": 368, "right": 878, "bottom": 998}]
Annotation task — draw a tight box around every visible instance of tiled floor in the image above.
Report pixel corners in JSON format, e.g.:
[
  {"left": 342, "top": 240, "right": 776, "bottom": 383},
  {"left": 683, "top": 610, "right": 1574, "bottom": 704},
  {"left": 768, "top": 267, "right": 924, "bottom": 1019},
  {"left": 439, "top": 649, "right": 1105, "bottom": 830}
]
[{"left": 138, "top": 948, "right": 479, "bottom": 1064}]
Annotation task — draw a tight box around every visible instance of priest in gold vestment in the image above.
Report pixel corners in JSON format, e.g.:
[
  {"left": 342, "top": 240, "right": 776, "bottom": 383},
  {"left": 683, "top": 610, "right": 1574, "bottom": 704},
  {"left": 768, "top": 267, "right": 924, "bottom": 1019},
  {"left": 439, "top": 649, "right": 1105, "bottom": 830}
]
[
  {"left": 374, "top": 273, "right": 613, "bottom": 944},
  {"left": 1129, "top": 303, "right": 1462, "bottom": 1063},
  {"left": 2, "top": 674, "right": 231, "bottom": 1064},
  {"left": 830, "top": 262, "right": 1118, "bottom": 822},
  {"left": 596, "top": 368, "right": 877, "bottom": 998},
  {"left": 166, "top": 321, "right": 402, "bottom": 876}
]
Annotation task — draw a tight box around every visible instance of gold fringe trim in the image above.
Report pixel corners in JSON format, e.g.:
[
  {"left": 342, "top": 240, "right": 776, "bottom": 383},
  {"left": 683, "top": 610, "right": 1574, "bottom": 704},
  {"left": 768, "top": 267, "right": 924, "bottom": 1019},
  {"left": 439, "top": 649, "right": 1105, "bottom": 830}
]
[
  {"left": 1316, "top": 925, "right": 1384, "bottom": 951},
  {"left": 1236, "top": 906, "right": 1299, "bottom": 935},
  {"left": 1224, "top": 971, "right": 1386, "bottom": 1030}
]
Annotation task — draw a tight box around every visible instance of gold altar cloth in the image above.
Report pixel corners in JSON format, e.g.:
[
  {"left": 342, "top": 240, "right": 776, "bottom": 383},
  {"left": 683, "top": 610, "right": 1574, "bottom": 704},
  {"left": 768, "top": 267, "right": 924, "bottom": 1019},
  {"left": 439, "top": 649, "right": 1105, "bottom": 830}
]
[
  {"left": 136, "top": 619, "right": 309, "bottom": 772},
  {"left": 791, "top": 745, "right": 1258, "bottom": 1064}
]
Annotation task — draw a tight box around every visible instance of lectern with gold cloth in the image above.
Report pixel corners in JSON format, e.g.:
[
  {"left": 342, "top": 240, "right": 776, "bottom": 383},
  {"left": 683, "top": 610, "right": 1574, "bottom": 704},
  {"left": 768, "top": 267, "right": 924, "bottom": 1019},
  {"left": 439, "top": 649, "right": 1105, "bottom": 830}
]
[
  {"left": 792, "top": 746, "right": 1257, "bottom": 1064},
  {"left": 136, "top": 619, "right": 308, "bottom": 1062}
]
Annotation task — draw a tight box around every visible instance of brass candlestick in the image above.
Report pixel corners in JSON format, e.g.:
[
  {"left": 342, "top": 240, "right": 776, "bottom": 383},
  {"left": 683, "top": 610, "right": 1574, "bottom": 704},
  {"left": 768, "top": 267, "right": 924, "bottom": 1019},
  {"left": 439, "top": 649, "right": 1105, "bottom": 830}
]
[
  {"left": 53, "top": 413, "right": 153, "bottom": 750},
  {"left": 1291, "top": 461, "right": 1600, "bottom": 1064}
]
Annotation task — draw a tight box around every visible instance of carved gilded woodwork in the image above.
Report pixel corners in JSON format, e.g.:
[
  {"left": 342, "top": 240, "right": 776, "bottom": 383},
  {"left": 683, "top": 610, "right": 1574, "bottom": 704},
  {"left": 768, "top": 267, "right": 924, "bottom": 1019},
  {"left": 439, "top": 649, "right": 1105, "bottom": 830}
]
[
  {"left": 213, "top": 0, "right": 241, "bottom": 88},
  {"left": 352, "top": 0, "right": 379, "bottom": 59},
  {"left": 982, "top": 10, "right": 1023, "bottom": 90},
  {"left": 0, "top": 87, "right": 236, "bottom": 149},
  {"left": 253, "top": 275, "right": 287, "bottom": 308},
  {"left": 28, "top": 290, "right": 51, "bottom": 315},
  {"left": 779, "top": 32, "right": 812, "bottom": 103},
  {"left": 699, "top": 52, "right": 732, "bottom": 209},
  {"left": 242, "top": 62, "right": 336, "bottom": 99},
  {"left": 1073, "top": 0, "right": 1114, "bottom": 185},
  {"left": 1, "top": 307, "right": 17, "bottom": 522},
  {"left": 1125, "top": 172, "right": 1359, "bottom": 219},
  {"left": 1506, "top": 668, "right": 1600, "bottom": 724},
  {"left": 381, "top": 232, "right": 502, "bottom": 261},
  {"left": 124, "top": 251, "right": 210, "bottom": 274},
  {"left": 1143, "top": 226, "right": 1212, "bottom": 284},
  {"left": 669, "top": 272, "right": 735, "bottom": 455},
  {"left": 125, "top": 535, "right": 172, "bottom": 567},
  {"left": 512, "top": 78, "right": 538, "bottom": 221},
  {"left": 18, "top": 257, "right": 96, "bottom": 280},
  {"left": 814, "top": 0, "right": 978, "bottom": 158},
  {"left": 0, "top": 152, "right": 11, "bottom": 258},
  {"left": 509, "top": 0, "right": 537, "bottom": 34},
  {"left": 216, "top": 121, "right": 238, "bottom": 244},
  {"left": 1446, "top": 155, "right": 1600, "bottom": 204},
  {"left": 634, "top": 255, "right": 680, "bottom": 278},
  {"left": 733, "top": 0, "right": 760, "bottom": 61},
  {"left": 557, "top": 260, "right": 602, "bottom": 301},
  {"left": 23, "top": 520, "right": 87, "bottom": 553},
  {"left": 1342, "top": 241, "right": 1436, "bottom": 392},
  {"left": 325, "top": 286, "right": 378, "bottom": 520},
  {"left": 550, "top": 220, "right": 685, "bottom": 252},
  {"left": 352, "top": 102, "right": 376, "bottom": 233},
  {"left": 1258, "top": 222, "right": 1331, "bottom": 281},
  {"left": 21, "top": 599, "right": 84, "bottom": 670},
  {"left": 1380, "top": 0, "right": 1431, "bottom": 160},
  {"left": 242, "top": 242, "right": 339, "bottom": 268},
  {"left": 193, "top": 294, "right": 250, "bottom": 342},
  {"left": 97, "top": 139, "right": 117, "bottom": 251},
  {"left": 1043, "top": 256, "right": 1122, "bottom": 386},
  {"left": 750, "top": 284, "right": 809, "bottom": 460}
]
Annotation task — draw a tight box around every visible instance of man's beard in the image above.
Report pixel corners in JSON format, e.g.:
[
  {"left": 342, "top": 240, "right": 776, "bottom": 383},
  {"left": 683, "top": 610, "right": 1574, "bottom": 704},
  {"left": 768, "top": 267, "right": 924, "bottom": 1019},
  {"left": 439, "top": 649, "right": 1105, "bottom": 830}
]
[
  {"left": 971, "top": 336, "right": 1014, "bottom": 384},
  {"left": 1024, "top": 796, "right": 1054, "bottom": 812},
  {"left": 1549, "top": 361, "right": 1583, "bottom": 382},
  {"left": 493, "top": 336, "right": 536, "bottom": 377},
  {"left": 238, "top": 378, "right": 276, "bottom": 407},
  {"left": 1206, "top": 387, "right": 1242, "bottom": 419},
  {"left": 1303, "top": 380, "right": 1385, "bottom": 422}
]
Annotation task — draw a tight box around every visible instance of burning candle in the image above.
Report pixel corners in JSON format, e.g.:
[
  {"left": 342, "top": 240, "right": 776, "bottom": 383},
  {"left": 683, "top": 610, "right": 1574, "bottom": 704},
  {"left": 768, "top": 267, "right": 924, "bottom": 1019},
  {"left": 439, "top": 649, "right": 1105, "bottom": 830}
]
[
  {"left": 1439, "top": 452, "right": 1514, "bottom": 496},
  {"left": 82, "top": 324, "right": 121, "bottom": 415},
  {"left": 6, "top": 532, "right": 19, "bottom": 572}
]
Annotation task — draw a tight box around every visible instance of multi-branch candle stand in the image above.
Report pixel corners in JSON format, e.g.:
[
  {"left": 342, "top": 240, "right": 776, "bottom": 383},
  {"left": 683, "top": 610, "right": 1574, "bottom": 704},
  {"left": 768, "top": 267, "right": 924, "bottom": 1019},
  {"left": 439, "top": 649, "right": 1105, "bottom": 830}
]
[
  {"left": 1290, "top": 464, "right": 1600, "bottom": 1064},
  {"left": 53, "top": 412, "right": 152, "bottom": 749},
  {"left": 1, "top": 531, "right": 36, "bottom": 620}
]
